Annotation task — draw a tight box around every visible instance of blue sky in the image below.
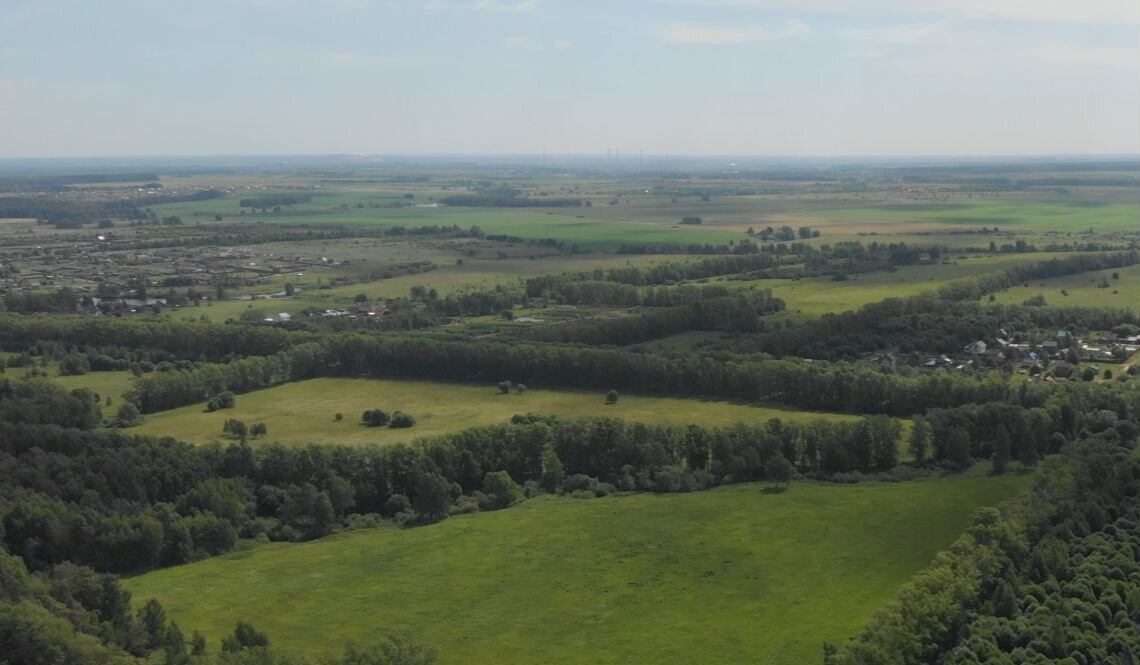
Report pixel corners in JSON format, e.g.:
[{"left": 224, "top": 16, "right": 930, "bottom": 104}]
[{"left": 1, "top": 0, "right": 1137, "bottom": 157}]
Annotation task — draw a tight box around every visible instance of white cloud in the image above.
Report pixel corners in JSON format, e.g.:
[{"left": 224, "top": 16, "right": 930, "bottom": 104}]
[
  {"left": 322, "top": 51, "right": 410, "bottom": 67},
  {"left": 473, "top": 0, "right": 537, "bottom": 12},
  {"left": 1028, "top": 43, "right": 1140, "bottom": 69},
  {"left": 664, "top": 0, "right": 1140, "bottom": 27},
  {"left": 661, "top": 18, "right": 811, "bottom": 44},
  {"left": 839, "top": 23, "right": 940, "bottom": 45}
]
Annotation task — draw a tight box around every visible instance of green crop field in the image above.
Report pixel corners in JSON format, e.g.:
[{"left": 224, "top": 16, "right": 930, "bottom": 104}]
[
  {"left": 131, "top": 377, "right": 861, "bottom": 446},
  {"left": 781, "top": 196, "right": 1140, "bottom": 232},
  {"left": 125, "top": 467, "right": 1031, "bottom": 665},
  {"left": 987, "top": 263, "right": 1140, "bottom": 311}
]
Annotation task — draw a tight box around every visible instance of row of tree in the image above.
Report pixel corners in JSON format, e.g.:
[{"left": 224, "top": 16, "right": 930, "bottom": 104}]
[{"left": 127, "top": 333, "right": 1050, "bottom": 417}]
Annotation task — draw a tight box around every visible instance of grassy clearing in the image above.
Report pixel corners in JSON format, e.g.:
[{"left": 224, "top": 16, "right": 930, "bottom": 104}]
[
  {"left": 131, "top": 377, "right": 861, "bottom": 446},
  {"left": 986, "top": 263, "right": 1140, "bottom": 311},
  {"left": 50, "top": 370, "right": 136, "bottom": 405},
  {"left": 125, "top": 467, "right": 1031, "bottom": 665},
  {"left": 733, "top": 253, "right": 1070, "bottom": 320}
]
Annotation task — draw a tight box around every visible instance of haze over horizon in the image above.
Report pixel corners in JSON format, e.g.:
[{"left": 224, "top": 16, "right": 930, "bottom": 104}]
[{"left": 2, "top": 0, "right": 1138, "bottom": 159}]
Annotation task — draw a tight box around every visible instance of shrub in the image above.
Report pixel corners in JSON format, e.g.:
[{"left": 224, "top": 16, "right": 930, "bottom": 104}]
[
  {"left": 605, "top": 389, "right": 619, "bottom": 404},
  {"left": 389, "top": 411, "right": 416, "bottom": 428},
  {"left": 449, "top": 495, "right": 480, "bottom": 515},
  {"left": 362, "top": 409, "right": 390, "bottom": 427},
  {"left": 481, "top": 470, "right": 524, "bottom": 509},
  {"left": 563, "top": 474, "right": 597, "bottom": 493},
  {"left": 116, "top": 402, "right": 143, "bottom": 427},
  {"left": 384, "top": 494, "right": 411, "bottom": 517}
]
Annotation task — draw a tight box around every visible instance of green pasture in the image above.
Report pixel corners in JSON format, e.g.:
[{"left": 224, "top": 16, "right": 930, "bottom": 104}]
[
  {"left": 791, "top": 197, "right": 1140, "bottom": 232},
  {"left": 738, "top": 253, "right": 1070, "bottom": 320},
  {"left": 125, "top": 467, "right": 1031, "bottom": 665},
  {"left": 986, "top": 263, "right": 1140, "bottom": 311},
  {"left": 50, "top": 370, "right": 135, "bottom": 405},
  {"left": 131, "top": 377, "right": 860, "bottom": 446},
  {"left": 151, "top": 192, "right": 748, "bottom": 251}
]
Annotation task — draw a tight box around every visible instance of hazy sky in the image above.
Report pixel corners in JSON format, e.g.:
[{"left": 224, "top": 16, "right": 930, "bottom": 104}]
[{"left": 1, "top": 0, "right": 1138, "bottom": 157}]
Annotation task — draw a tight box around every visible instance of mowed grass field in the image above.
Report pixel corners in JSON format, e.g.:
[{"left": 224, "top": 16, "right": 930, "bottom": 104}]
[
  {"left": 125, "top": 467, "right": 1031, "bottom": 665},
  {"left": 987, "top": 263, "right": 1140, "bottom": 311},
  {"left": 132, "top": 378, "right": 860, "bottom": 446}
]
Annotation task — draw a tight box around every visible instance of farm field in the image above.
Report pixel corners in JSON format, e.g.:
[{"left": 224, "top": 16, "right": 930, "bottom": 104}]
[
  {"left": 152, "top": 195, "right": 750, "bottom": 251},
  {"left": 131, "top": 377, "right": 862, "bottom": 446},
  {"left": 125, "top": 466, "right": 1032, "bottom": 665},
  {"left": 780, "top": 197, "right": 1140, "bottom": 232},
  {"left": 986, "top": 263, "right": 1140, "bottom": 311}
]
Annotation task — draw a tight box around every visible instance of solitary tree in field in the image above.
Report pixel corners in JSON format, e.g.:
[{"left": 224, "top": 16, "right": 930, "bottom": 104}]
[
  {"left": 605, "top": 389, "right": 619, "bottom": 405},
  {"left": 363, "top": 409, "right": 390, "bottom": 427},
  {"left": 498, "top": 380, "right": 513, "bottom": 394},
  {"left": 390, "top": 411, "right": 416, "bottom": 428}
]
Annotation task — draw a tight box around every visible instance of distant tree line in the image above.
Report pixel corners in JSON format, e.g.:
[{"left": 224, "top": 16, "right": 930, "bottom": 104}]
[
  {"left": 517, "top": 294, "right": 784, "bottom": 345},
  {"left": 238, "top": 194, "right": 312, "bottom": 208},
  {"left": 124, "top": 332, "right": 1053, "bottom": 416},
  {"left": 439, "top": 194, "right": 583, "bottom": 208}
]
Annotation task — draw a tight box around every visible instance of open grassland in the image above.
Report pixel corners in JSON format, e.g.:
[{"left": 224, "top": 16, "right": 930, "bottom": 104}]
[
  {"left": 125, "top": 467, "right": 1031, "bottom": 665},
  {"left": 986, "top": 263, "right": 1140, "bottom": 311},
  {"left": 132, "top": 377, "right": 860, "bottom": 446},
  {"left": 50, "top": 370, "right": 135, "bottom": 405},
  {"left": 733, "top": 252, "right": 1070, "bottom": 320},
  {"left": 778, "top": 195, "right": 1140, "bottom": 232}
]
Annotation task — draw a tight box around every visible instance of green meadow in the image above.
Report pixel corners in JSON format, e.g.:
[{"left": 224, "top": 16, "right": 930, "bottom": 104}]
[
  {"left": 742, "top": 253, "right": 1069, "bottom": 320},
  {"left": 786, "top": 197, "right": 1140, "bottom": 232},
  {"left": 51, "top": 370, "right": 135, "bottom": 405},
  {"left": 987, "top": 263, "right": 1140, "bottom": 311},
  {"left": 125, "top": 467, "right": 1031, "bottom": 665},
  {"left": 131, "top": 377, "right": 860, "bottom": 446}
]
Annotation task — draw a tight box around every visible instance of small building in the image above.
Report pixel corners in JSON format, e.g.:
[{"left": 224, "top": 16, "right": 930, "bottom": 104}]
[{"left": 964, "top": 340, "right": 987, "bottom": 355}]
